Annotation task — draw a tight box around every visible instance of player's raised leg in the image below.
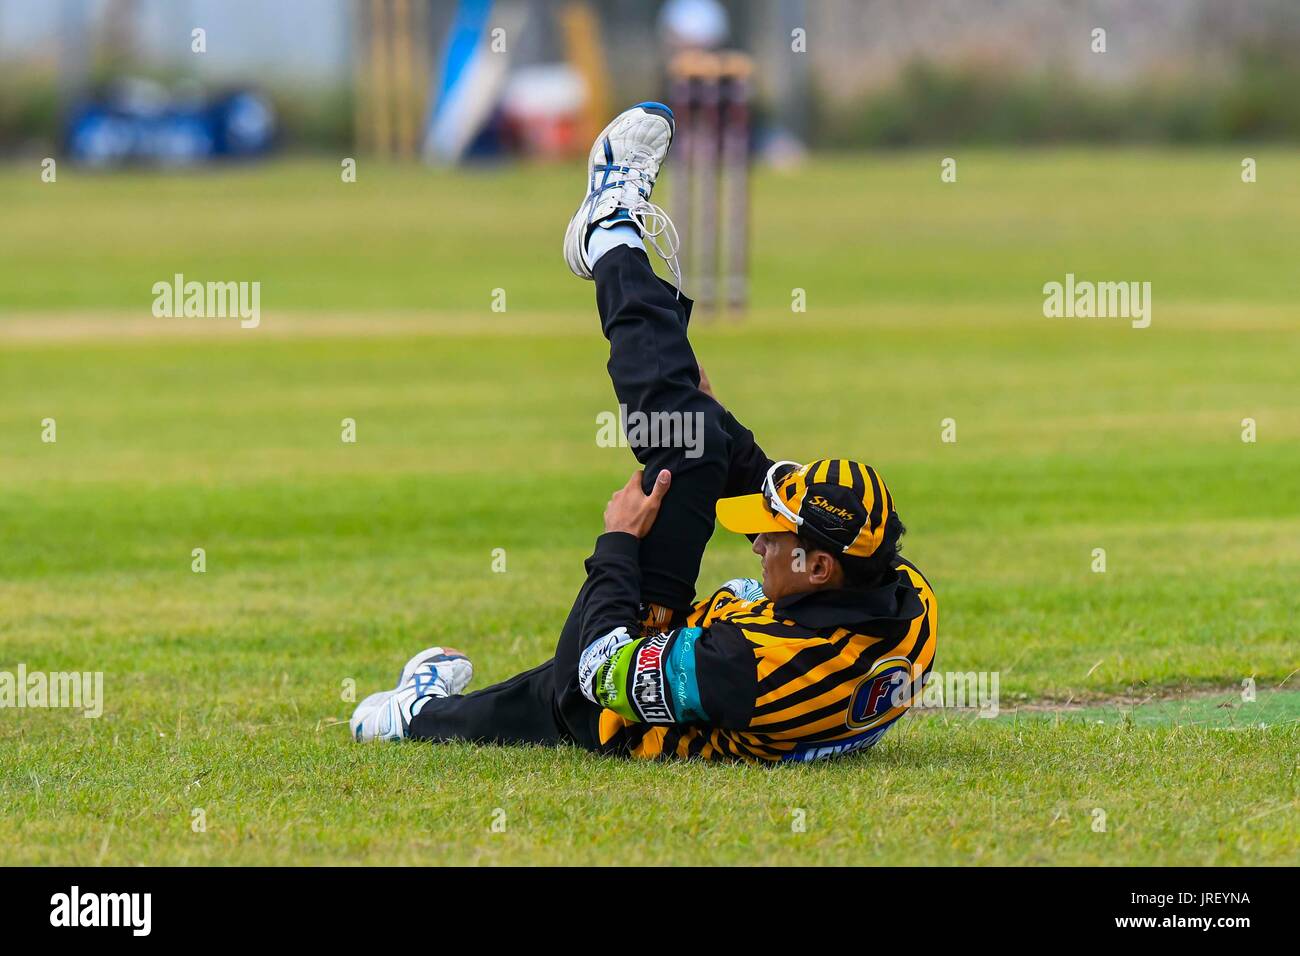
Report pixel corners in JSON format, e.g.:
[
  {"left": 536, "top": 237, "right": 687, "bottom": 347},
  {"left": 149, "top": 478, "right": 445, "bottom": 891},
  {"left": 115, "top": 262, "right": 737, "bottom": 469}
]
[{"left": 564, "top": 103, "right": 734, "bottom": 619}]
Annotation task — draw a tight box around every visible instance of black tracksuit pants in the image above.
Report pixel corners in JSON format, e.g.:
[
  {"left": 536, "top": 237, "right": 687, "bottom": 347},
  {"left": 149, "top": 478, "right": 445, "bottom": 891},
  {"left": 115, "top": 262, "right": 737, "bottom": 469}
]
[{"left": 408, "top": 246, "right": 767, "bottom": 750}]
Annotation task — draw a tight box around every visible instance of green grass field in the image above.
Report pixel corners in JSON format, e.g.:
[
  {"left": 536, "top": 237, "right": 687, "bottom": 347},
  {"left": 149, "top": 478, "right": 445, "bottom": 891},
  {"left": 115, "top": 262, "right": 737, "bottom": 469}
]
[{"left": 1, "top": 151, "right": 1297, "bottom": 865}]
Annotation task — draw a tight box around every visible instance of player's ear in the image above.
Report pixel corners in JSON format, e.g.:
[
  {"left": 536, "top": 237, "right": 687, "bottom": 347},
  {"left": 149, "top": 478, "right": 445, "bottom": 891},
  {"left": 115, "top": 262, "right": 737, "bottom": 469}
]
[{"left": 807, "top": 549, "right": 838, "bottom": 586}]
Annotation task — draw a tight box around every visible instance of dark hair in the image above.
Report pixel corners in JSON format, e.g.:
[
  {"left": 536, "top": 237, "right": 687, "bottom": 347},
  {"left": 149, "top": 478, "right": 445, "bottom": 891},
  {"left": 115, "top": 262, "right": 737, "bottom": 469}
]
[{"left": 798, "top": 513, "right": 906, "bottom": 591}]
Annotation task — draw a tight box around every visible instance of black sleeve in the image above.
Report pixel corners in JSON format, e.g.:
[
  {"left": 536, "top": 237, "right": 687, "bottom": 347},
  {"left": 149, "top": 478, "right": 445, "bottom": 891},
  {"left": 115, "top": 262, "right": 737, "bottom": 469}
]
[
  {"left": 574, "top": 535, "right": 760, "bottom": 732},
  {"left": 577, "top": 531, "right": 643, "bottom": 653}
]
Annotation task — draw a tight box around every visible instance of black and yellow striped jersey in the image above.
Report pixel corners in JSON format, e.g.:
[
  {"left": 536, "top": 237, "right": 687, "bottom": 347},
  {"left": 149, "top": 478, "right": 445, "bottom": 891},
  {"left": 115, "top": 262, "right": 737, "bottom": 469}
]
[{"left": 576, "top": 532, "right": 937, "bottom": 763}]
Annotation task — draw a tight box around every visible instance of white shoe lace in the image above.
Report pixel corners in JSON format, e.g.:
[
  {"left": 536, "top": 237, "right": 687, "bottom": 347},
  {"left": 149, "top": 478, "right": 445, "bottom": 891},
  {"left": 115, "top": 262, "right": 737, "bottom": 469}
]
[
  {"left": 629, "top": 196, "right": 682, "bottom": 291},
  {"left": 604, "top": 149, "right": 684, "bottom": 291}
]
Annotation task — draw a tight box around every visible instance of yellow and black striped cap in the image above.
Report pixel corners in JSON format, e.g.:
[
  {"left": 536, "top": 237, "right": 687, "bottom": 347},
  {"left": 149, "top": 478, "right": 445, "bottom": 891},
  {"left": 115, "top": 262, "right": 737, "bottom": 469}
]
[{"left": 715, "top": 459, "right": 897, "bottom": 558}]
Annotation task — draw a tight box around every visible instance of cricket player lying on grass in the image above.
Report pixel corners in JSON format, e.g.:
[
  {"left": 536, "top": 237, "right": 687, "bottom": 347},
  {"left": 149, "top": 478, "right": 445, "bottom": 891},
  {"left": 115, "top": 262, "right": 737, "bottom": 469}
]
[{"left": 351, "top": 103, "right": 937, "bottom": 762}]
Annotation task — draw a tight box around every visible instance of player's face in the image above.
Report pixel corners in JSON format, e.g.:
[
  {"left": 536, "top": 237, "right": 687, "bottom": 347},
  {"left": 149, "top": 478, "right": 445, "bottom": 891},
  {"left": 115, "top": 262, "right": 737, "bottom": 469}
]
[
  {"left": 752, "top": 531, "right": 806, "bottom": 600},
  {"left": 753, "top": 531, "right": 843, "bottom": 600}
]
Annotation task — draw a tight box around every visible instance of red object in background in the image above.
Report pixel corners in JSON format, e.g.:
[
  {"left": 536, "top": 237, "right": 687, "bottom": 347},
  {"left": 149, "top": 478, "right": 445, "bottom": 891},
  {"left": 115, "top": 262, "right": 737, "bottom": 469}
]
[
  {"left": 500, "top": 108, "right": 582, "bottom": 159},
  {"left": 500, "top": 64, "right": 587, "bottom": 159}
]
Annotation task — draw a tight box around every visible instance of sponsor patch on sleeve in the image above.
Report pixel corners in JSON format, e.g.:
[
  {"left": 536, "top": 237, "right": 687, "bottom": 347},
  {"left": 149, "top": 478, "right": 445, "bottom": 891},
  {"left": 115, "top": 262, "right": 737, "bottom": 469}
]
[
  {"left": 587, "top": 628, "right": 709, "bottom": 725},
  {"left": 578, "top": 627, "right": 633, "bottom": 706},
  {"left": 629, "top": 632, "right": 674, "bottom": 722},
  {"left": 663, "top": 627, "right": 707, "bottom": 723}
]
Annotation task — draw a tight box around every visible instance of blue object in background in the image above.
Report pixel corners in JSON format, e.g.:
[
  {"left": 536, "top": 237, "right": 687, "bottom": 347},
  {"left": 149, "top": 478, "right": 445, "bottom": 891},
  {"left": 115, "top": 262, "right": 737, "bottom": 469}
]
[
  {"left": 66, "top": 83, "right": 277, "bottom": 167},
  {"left": 211, "top": 91, "right": 277, "bottom": 157},
  {"left": 424, "top": 0, "right": 509, "bottom": 162}
]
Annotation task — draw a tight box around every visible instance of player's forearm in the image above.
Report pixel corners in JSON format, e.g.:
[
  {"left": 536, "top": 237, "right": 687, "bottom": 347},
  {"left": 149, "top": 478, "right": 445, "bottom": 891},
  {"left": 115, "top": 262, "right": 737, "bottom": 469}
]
[
  {"left": 577, "top": 531, "right": 643, "bottom": 648},
  {"left": 574, "top": 531, "right": 646, "bottom": 714}
]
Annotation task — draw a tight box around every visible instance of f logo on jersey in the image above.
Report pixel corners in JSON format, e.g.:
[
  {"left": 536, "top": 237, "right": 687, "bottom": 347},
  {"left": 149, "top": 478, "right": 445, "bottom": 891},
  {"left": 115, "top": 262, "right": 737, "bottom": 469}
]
[{"left": 847, "top": 657, "right": 913, "bottom": 729}]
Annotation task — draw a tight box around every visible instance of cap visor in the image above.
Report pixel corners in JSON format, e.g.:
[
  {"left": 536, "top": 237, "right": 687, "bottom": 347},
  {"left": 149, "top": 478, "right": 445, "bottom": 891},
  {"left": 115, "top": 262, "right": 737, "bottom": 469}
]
[{"left": 716, "top": 493, "right": 790, "bottom": 535}]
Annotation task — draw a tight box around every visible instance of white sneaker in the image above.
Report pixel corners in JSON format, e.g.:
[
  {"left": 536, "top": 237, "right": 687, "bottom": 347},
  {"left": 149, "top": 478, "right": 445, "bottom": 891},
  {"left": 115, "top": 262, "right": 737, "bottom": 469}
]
[
  {"left": 563, "top": 102, "right": 681, "bottom": 284},
  {"left": 349, "top": 646, "right": 473, "bottom": 742}
]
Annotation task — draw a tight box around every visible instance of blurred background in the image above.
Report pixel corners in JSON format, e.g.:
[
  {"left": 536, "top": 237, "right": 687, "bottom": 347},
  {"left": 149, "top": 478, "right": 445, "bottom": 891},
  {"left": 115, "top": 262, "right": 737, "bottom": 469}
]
[{"left": 2, "top": 0, "right": 1299, "bottom": 167}]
